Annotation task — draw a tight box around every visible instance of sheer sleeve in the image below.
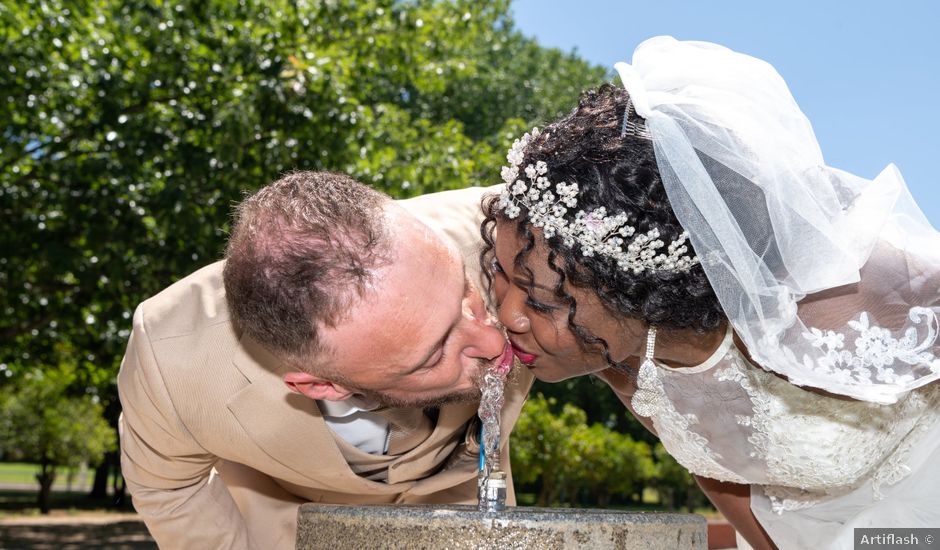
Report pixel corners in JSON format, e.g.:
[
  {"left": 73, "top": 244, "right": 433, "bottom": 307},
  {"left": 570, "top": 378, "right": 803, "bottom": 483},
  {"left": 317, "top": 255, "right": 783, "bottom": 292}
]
[{"left": 789, "top": 238, "right": 940, "bottom": 399}]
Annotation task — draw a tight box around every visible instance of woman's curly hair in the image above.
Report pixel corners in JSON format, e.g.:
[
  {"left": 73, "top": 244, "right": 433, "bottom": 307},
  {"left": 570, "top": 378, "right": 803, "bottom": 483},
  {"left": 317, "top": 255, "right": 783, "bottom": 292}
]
[{"left": 481, "top": 83, "right": 725, "bottom": 369}]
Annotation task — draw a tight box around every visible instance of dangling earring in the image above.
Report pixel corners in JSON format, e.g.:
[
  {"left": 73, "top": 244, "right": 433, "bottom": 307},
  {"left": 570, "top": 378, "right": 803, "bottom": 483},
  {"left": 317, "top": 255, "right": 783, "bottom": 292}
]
[
  {"left": 631, "top": 326, "right": 665, "bottom": 418},
  {"left": 642, "top": 326, "right": 657, "bottom": 369}
]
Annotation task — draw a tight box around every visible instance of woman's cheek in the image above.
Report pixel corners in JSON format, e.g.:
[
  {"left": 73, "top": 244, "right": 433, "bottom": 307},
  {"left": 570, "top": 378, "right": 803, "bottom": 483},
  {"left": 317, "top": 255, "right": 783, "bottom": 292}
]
[{"left": 492, "top": 277, "right": 508, "bottom": 306}]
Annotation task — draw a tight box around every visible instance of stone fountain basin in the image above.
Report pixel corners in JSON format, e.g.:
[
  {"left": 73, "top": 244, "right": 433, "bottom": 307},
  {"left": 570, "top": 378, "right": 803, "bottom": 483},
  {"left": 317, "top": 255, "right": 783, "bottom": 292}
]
[{"left": 297, "top": 503, "right": 706, "bottom": 550}]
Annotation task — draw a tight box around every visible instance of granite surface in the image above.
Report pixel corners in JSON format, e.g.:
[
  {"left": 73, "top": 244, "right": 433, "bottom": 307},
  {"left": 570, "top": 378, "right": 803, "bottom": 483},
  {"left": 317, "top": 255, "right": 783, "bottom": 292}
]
[{"left": 296, "top": 504, "right": 706, "bottom": 550}]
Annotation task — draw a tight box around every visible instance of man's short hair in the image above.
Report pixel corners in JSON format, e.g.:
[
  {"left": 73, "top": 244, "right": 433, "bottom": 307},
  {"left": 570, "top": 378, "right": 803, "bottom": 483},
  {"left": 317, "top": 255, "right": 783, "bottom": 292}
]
[{"left": 223, "top": 171, "right": 390, "bottom": 368}]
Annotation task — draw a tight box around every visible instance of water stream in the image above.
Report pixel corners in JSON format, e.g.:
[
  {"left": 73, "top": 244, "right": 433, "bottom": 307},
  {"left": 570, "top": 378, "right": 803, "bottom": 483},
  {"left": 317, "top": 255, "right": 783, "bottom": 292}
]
[{"left": 477, "top": 344, "right": 514, "bottom": 512}]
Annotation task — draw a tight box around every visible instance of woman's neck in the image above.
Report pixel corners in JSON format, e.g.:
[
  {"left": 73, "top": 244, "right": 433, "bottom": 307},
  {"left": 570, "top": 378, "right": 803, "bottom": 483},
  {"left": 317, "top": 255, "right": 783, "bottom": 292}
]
[{"left": 651, "top": 320, "right": 729, "bottom": 369}]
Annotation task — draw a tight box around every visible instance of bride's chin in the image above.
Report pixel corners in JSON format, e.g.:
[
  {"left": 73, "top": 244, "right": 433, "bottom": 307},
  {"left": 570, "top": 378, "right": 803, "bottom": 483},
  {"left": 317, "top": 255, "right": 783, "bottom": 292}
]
[{"left": 529, "top": 365, "right": 579, "bottom": 384}]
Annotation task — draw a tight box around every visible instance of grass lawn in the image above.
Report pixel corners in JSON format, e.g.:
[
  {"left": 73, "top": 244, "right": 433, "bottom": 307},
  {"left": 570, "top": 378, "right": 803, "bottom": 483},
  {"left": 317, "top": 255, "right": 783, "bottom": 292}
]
[
  {"left": 0, "top": 463, "right": 129, "bottom": 517},
  {"left": 0, "top": 462, "right": 121, "bottom": 491}
]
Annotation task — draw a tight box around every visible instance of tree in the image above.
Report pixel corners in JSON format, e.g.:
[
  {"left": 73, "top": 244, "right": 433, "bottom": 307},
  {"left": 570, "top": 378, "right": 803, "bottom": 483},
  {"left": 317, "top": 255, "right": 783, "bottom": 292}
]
[
  {"left": 651, "top": 443, "right": 709, "bottom": 512},
  {"left": 0, "top": 365, "right": 116, "bottom": 513},
  {"left": 531, "top": 376, "right": 660, "bottom": 446},
  {"left": 574, "top": 426, "right": 655, "bottom": 507},
  {"left": 510, "top": 393, "right": 586, "bottom": 506},
  {"left": 510, "top": 393, "right": 661, "bottom": 508},
  {"left": 0, "top": 0, "right": 606, "bottom": 500}
]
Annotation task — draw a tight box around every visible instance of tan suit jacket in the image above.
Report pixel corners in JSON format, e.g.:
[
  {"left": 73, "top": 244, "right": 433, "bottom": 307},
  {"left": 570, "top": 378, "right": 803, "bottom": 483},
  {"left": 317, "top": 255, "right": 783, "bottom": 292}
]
[{"left": 118, "top": 186, "right": 532, "bottom": 549}]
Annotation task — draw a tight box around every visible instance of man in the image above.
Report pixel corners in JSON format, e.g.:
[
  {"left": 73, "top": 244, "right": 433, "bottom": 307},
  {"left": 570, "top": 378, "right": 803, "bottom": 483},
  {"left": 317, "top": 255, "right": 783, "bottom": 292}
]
[{"left": 118, "top": 172, "right": 533, "bottom": 549}]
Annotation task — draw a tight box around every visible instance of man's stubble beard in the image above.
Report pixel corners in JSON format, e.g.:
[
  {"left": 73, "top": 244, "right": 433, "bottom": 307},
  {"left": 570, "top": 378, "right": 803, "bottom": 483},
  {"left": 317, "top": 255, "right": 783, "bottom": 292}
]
[
  {"left": 353, "top": 358, "right": 520, "bottom": 409},
  {"left": 365, "top": 386, "right": 483, "bottom": 409}
]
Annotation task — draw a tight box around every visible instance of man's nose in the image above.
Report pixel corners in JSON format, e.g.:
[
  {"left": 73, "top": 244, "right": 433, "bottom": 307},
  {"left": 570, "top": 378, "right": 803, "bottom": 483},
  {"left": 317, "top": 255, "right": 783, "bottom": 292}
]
[
  {"left": 462, "top": 314, "right": 507, "bottom": 361},
  {"left": 496, "top": 286, "right": 530, "bottom": 335}
]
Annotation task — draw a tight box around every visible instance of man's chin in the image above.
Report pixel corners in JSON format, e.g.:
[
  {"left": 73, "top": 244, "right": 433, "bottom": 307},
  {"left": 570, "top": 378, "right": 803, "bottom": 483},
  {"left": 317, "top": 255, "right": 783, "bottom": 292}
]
[{"left": 364, "top": 387, "right": 483, "bottom": 409}]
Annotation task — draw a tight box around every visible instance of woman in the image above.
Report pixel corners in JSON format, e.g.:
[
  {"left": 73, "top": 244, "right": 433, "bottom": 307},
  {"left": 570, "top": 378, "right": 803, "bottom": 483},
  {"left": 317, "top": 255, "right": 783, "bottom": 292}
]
[{"left": 483, "top": 37, "right": 940, "bottom": 550}]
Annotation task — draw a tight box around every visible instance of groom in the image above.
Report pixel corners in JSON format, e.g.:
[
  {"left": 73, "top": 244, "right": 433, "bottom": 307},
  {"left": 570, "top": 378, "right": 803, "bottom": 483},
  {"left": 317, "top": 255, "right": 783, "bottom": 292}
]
[{"left": 118, "top": 171, "right": 533, "bottom": 549}]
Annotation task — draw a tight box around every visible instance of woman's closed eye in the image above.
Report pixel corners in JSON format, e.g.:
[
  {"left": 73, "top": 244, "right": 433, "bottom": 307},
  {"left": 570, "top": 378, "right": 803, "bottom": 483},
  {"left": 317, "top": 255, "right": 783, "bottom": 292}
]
[{"left": 525, "top": 296, "right": 561, "bottom": 313}]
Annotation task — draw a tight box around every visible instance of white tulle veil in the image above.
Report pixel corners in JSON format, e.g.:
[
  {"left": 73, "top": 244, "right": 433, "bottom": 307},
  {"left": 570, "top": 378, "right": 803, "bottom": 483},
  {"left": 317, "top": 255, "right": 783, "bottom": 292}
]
[{"left": 615, "top": 36, "right": 940, "bottom": 403}]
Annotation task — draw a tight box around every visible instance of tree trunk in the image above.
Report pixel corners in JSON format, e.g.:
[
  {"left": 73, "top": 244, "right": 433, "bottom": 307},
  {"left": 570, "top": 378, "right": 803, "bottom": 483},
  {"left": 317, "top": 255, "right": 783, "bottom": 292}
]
[
  {"left": 92, "top": 397, "right": 123, "bottom": 501},
  {"left": 536, "top": 475, "right": 555, "bottom": 507},
  {"left": 89, "top": 458, "right": 109, "bottom": 498},
  {"left": 111, "top": 457, "right": 126, "bottom": 506},
  {"left": 36, "top": 462, "right": 56, "bottom": 514},
  {"left": 659, "top": 486, "right": 675, "bottom": 509}
]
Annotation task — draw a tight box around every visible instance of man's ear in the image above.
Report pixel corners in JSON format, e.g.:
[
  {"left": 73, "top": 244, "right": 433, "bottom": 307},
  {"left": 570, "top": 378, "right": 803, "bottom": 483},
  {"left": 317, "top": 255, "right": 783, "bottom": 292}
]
[{"left": 283, "top": 371, "right": 356, "bottom": 402}]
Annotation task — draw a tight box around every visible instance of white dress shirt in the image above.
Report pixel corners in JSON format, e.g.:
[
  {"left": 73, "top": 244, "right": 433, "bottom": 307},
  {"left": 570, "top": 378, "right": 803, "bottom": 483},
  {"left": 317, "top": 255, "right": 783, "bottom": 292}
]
[{"left": 317, "top": 397, "right": 390, "bottom": 455}]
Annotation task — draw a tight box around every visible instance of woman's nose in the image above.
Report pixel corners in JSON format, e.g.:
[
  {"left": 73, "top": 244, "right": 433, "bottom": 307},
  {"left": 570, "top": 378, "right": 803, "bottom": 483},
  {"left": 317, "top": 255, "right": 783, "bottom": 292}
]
[{"left": 497, "top": 287, "right": 530, "bottom": 334}]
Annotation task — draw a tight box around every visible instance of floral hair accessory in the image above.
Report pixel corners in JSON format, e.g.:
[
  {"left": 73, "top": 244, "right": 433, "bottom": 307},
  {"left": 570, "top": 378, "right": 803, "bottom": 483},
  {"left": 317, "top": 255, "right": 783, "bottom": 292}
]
[{"left": 497, "top": 128, "right": 699, "bottom": 275}]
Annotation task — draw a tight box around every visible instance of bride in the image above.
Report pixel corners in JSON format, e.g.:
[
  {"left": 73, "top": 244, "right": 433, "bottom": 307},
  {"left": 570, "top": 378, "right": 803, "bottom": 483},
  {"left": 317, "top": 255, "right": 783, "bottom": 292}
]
[{"left": 483, "top": 36, "right": 940, "bottom": 550}]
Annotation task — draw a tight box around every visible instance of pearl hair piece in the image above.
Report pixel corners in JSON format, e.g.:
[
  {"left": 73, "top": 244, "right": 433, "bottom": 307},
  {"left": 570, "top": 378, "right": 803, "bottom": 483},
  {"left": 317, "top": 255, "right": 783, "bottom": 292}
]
[{"left": 497, "top": 128, "right": 699, "bottom": 275}]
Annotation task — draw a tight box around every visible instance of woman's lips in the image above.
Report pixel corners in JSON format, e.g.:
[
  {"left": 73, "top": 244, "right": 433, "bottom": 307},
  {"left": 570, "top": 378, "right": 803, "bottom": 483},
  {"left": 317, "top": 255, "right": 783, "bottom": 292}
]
[{"left": 509, "top": 341, "right": 538, "bottom": 365}]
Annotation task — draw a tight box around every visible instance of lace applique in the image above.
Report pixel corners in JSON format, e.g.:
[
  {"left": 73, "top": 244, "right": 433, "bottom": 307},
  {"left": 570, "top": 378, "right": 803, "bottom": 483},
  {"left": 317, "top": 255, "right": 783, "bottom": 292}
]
[
  {"left": 632, "top": 359, "right": 748, "bottom": 484},
  {"left": 717, "top": 363, "right": 838, "bottom": 513},
  {"left": 802, "top": 308, "right": 940, "bottom": 385},
  {"left": 717, "top": 355, "right": 936, "bottom": 510},
  {"left": 870, "top": 389, "right": 940, "bottom": 500},
  {"left": 714, "top": 363, "right": 773, "bottom": 461},
  {"left": 762, "top": 486, "right": 825, "bottom": 514}
]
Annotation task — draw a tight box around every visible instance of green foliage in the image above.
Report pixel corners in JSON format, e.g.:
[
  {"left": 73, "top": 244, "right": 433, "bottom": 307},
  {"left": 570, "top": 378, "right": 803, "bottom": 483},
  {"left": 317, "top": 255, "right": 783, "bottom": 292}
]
[
  {"left": 0, "top": 366, "right": 116, "bottom": 469},
  {"left": 511, "top": 393, "right": 672, "bottom": 508},
  {"left": 651, "top": 442, "right": 710, "bottom": 512},
  {"left": 0, "top": 365, "right": 116, "bottom": 512},
  {"left": 531, "top": 376, "right": 660, "bottom": 445},
  {"left": 509, "top": 393, "right": 586, "bottom": 499},
  {"left": 569, "top": 424, "right": 657, "bottom": 507},
  {"left": 0, "top": 0, "right": 606, "bottom": 407}
]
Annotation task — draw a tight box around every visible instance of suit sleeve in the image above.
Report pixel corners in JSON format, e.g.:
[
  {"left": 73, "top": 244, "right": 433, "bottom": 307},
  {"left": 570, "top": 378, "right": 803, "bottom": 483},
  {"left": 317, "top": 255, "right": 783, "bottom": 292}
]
[{"left": 118, "top": 305, "right": 254, "bottom": 549}]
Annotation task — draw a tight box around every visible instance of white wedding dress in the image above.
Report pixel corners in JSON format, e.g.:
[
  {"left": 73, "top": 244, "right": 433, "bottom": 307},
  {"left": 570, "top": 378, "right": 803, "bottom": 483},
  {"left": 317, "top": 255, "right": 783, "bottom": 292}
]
[{"left": 603, "top": 242, "right": 940, "bottom": 550}]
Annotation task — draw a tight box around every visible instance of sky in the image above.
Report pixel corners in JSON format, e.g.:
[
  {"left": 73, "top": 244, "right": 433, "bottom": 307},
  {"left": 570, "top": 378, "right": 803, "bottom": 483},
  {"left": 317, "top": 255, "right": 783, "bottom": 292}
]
[{"left": 511, "top": 0, "right": 940, "bottom": 227}]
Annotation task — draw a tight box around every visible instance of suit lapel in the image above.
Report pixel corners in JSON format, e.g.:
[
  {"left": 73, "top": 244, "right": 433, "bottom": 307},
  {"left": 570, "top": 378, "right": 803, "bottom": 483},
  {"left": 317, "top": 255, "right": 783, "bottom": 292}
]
[
  {"left": 386, "top": 401, "right": 478, "bottom": 484},
  {"left": 226, "top": 334, "right": 392, "bottom": 494},
  {"left": 226, "top": 334, "right": 482, "bottom": 496}
]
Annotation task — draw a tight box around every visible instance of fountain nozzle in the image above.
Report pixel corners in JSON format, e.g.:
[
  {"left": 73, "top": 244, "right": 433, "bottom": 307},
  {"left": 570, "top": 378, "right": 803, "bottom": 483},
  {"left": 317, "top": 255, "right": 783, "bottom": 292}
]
[{"left": 479, "top": 469, "right": 507, "bottom": 513}]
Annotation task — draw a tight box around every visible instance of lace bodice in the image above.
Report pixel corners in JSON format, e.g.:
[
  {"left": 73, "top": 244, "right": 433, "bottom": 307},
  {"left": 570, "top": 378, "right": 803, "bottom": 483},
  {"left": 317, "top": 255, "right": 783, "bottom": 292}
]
[{"left": 619, "top": 325, "right": 940, "bottom": 513}]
